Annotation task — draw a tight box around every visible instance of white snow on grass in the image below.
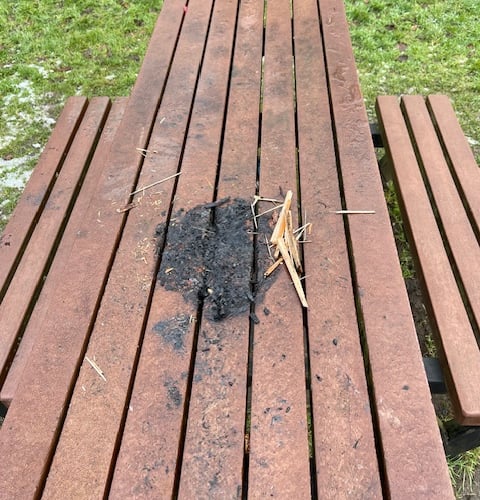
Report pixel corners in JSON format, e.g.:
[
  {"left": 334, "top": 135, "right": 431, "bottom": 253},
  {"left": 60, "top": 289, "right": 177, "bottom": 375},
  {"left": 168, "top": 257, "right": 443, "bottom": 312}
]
[
  {"left": 0, "top": 64, "right": 55, "bottom": 206},
  {"left": 1, "top": 64, "right": 56, "bottom": 151},
  {"left": 0, "top": 154, "right": 36, "bottom": 190}
]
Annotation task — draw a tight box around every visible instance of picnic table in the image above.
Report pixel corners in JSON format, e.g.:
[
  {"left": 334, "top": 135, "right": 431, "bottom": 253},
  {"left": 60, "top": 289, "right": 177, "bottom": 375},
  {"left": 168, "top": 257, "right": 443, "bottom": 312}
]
[{"left": 0, "top": 0, "right": 454, "bottom": 497}]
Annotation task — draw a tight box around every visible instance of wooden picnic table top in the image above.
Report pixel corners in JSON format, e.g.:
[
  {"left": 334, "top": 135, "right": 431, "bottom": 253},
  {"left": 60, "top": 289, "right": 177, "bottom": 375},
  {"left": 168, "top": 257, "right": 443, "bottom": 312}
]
[{"left": 0, "top": 0, "right": 453, "bottom": 498}]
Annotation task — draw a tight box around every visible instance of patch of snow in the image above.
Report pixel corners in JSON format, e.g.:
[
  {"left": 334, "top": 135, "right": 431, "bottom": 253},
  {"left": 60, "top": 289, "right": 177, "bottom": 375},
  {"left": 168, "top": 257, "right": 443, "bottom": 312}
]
[
  {"left": 0, "top": 154, "right": 36, "bottom": 190},
  {"left": 467, "top": 137, "right": 479, "bottom": 146},
  {"left": 0, "top": 72, "right": 57, "bottom": 150},
  {"left": 27, "top": 64, "right": 50, "bottom": 78}
]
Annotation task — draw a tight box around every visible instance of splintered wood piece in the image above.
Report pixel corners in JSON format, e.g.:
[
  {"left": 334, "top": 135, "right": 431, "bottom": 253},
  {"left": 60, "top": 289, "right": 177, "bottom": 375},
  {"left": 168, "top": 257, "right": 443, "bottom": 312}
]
[
  {"left": 270, "top": 190, "right": 292, "bottom": 244},
  {"left": 130, "top": 171, "right": 181, "bottom": 196},
  {"left": 264, "top": 257, "right": 284, "bottom": 278},
  {"left": 294, "top": 222, "right": 312, "bottom": 241},
  {"left": 335, "top": 210, "right": 375, "bottom": 215},
  {"left": 285, "top": 211, "right": 302, "bottom": 272},
  {"left": 276, "top": 238, "right": 308, "bottom": 307}
]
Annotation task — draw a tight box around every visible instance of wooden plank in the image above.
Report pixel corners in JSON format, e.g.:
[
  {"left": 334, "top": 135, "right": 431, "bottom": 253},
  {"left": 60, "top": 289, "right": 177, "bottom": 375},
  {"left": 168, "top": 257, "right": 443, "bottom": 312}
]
[
  {"left": 293, "top": 0, "right": 382, "bottom": 496},
  {"left": 247, "top": 0, "right": 311, "bottom": 496},
  {"left": 0, "top": 97, "right": 111, "bottom": 385},
  {"left": 0, "top": 98, "right": 128, "bottom": 407},
  {"left": 427, "top": 95, "right": 480, "bottom": 243},
  {"left": 176, "top": 0, "right": 263, "bottom": 496},
  {"left": 0, "top": 0, "right": 187, "bottom": 495},
  {"left": 320, "top": 0, "right": 453, "bottom": 497},
  {"left": 0, "top": 96, "right": 87, "bottom": 301},
  {"left": 378, "top": 95, "right": 480, "bottom": 425},
  {"left": 2, "top": 94, "right": 127, "bottom": 496},
  {"left": 109, "top": 0, "right": 235, "bottom": 496}
]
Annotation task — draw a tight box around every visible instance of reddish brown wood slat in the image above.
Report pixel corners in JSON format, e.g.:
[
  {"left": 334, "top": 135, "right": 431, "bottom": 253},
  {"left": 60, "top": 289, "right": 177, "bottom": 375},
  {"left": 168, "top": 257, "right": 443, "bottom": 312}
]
[
  {"left": 10, "top": 98, "right": 125, "bottom": 498},
  {"left": 176, "top": 0, "right": 263, "bottom": 496},
  {"left": 247, "top": 0, "right": 311, "bottom": 496},
  {"left": 427, "top": 95, "right": 480, "bottom": 241},
  {"left": 0, "top": 97, "right": 110, "bottom": 385},
  {"left": 294, "top": 0, "right": 382, "bottom": 496},
  {"left": 109, "top": 0, "right": 236, "bottom": 496},
  {"left": 320, "top": 1, "right": 453, "bottom": 497},
  {"left": 0, "top": 0, "right": 187, "bottom": 495},
  {"left": 45, "top": 0, "right": 245, "bottom": 498},
  {"left": 0, "top": 98, "right": 128, "bottom": 408},
  {"left": 0, "top": 96, "right": 87, "bottom": 301}
]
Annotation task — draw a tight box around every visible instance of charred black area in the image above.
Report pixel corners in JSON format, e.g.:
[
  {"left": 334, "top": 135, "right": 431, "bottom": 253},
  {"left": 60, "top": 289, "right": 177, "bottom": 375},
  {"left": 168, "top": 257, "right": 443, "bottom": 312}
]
[{"left": 156, "top": 198, "right": 275, "bottom": 321}]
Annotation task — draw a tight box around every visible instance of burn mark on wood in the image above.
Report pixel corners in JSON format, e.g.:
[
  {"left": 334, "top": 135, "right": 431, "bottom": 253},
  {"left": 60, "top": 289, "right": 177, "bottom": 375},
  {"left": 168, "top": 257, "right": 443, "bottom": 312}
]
[
  {"left": 152, "top": 314, "right": 190, "bottom": 351},
  {"left": 156, "top": 198, "right": 275, "bottom": 321}
]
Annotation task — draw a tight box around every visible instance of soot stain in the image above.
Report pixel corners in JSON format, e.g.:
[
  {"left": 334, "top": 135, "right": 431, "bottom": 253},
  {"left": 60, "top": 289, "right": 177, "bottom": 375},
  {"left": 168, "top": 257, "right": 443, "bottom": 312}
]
[
  {"left": 152, "top": 314, "right": 190, "bottom": 350},
  {"left": 164, "top": 379, "right": 182, "bottom": 409},
  {"left": 156, "top": 198, "right": 276, "bottom": 321}
]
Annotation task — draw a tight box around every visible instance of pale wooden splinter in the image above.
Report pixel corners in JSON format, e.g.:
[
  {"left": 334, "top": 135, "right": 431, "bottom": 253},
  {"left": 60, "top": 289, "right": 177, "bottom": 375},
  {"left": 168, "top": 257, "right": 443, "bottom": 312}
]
[{"left": 267, "top": 190, "right": 308, "bottom": 308}]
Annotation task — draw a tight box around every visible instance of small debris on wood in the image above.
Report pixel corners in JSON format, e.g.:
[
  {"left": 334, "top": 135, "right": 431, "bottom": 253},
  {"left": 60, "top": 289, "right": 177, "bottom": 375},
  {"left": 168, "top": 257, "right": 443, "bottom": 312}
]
[
  {"left": 130, "top": 172, "right": 181, "bottom": 196},
  {"left": 335, "top": 210, "right": 376, "bottom": 215},
  {"left": 202, "top": 197, "right": 231, "bottom": 209},
  {"left": 250, "top": 312, "right": 260, "bottom": 324},
  {"left": 294, "top": 221, "right": 312, "bottom": 241},
  {"left": 136, "top": 147, "right": 158, "bottom": 157},
  {"left": 85, "top": 356, "right": 106, "bottom": 382},
  {"left": 116, "top": 202, "right": 138, "bottom": 213},
  {"left": 262, "top": 190, "right": 309, "bottom": 308},
  {"left": 250, "top": 194, "right": 283, "bottom": 229}
]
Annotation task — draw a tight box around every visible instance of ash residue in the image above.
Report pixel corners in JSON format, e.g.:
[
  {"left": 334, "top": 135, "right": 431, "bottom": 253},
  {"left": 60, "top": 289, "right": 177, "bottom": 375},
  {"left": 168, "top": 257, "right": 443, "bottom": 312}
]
[
  {"left": 156, "top": 198, "right": 274, "bottom": 321},
  {"left": 152, "top": 314, "right": 190, "bottom": 350}
]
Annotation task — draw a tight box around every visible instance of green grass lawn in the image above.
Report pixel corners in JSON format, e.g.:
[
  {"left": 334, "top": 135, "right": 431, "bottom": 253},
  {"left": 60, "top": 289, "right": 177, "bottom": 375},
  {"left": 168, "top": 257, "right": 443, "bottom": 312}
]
[
  {"left": 346, "top": 0, "right": 480, "bottom": 157},
  {"left": 1, "top": 0, "right": 479, "bottom": 496}
]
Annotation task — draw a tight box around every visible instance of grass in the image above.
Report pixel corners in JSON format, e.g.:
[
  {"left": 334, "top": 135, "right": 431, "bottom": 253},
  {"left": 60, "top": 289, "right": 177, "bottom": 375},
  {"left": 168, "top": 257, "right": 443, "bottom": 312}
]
[
  {"left": 0, "top": 0, "right": 163, "bottom": 231},
  {"left": 1, "top": 0, "right": 479, "bottom": 496},
  {"left": 346, "top": 0, "right": 480, "bottom": 158},
  {"left": 449, "top": 448, "right": 480, "bottom": 497}
]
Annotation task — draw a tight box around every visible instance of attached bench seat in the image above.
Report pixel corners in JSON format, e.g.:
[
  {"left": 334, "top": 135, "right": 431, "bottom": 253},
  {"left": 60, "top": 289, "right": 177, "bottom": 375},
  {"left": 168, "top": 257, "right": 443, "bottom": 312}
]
[
  {"left": 0, "top": 96, "right": 127, "bottom": 404},
  {"left": 376, "top": 95, "right": 480, "bottom": 427}
]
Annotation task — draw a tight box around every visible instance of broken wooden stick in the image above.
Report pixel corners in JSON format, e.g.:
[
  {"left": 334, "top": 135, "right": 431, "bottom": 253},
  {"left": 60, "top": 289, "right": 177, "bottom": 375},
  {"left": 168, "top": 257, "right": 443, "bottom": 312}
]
[
  {"left": 130, "top": 172, "right": 181, "bottom": 196},
  {"left": 264, "top": 256, "right": 284, "bottom": 278},
  {"left": 270, "top": 190, "right": 292, "bottom": 245},
  {"left": 276, "top": 238, "right": 308, "bottom": 308},
  {"left": 264, "top": 190, "right": 309, "bottom": 307}
]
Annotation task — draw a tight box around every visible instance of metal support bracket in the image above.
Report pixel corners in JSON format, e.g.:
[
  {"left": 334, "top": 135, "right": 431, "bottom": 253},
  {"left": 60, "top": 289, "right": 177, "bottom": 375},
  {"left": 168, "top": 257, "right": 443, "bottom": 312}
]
[
  {"left": 0, "top": 402, "right": 6, "bottom": 419},
  {"left": 423, "top": 357, "right": 447, "bottom": 394},
  {"left": 370, "top": 122, "right": 383, "bottom": 148}
]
